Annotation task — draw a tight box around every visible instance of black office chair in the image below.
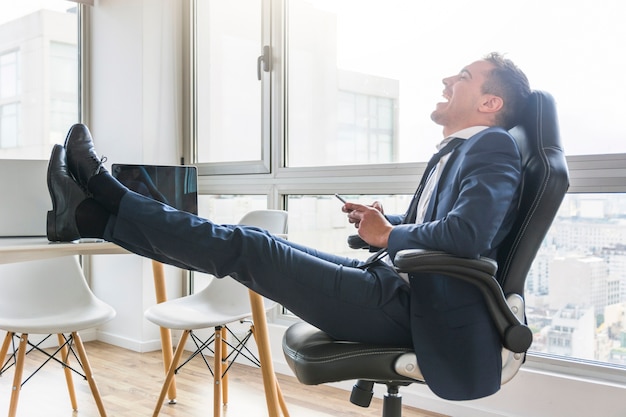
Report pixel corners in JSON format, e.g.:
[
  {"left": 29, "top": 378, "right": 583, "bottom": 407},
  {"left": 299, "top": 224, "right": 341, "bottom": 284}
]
[{"left": 282, "top": 90, "right": 569, "bottom": 417}]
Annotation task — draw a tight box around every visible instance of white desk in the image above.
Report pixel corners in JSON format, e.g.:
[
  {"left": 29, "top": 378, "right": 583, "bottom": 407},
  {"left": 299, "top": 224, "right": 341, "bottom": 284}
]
[
  {"left": 0, "top": 237, "right": 128, "bottom": 264},
  {"left": 0, "top": 237, "right": 288, "bottom": 417}
]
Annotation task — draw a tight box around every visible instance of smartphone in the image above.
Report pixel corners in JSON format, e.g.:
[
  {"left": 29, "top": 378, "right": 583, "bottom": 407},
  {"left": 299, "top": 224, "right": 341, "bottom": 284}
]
[{"left": 334, "top": 193, "right": 348, "bottom": 204}]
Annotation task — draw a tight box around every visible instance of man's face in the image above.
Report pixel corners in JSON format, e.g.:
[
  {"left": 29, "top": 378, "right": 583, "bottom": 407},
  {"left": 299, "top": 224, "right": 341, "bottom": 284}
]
[{"left": 430, "top": 59, "right": 496, "bottom": 136}]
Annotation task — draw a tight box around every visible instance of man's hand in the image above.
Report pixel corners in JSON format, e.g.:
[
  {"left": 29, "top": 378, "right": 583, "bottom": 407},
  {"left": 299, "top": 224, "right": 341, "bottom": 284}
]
[{"left": 342, "top": 202, "right": 393, "bottom": 248}]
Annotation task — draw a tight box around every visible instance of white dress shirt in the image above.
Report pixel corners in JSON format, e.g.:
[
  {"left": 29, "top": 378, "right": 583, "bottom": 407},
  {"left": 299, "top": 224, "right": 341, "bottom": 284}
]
[
  {"left": 414, "top": 126, "right": 488, "bottom": 223},
  {"left": 386, "top": 126, "right": 488, "bottom": 282}
]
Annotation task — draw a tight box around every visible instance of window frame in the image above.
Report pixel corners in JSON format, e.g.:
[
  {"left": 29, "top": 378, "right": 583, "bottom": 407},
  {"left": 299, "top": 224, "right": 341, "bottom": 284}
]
[{"left": 187, "top": 0, "right": 273, "bottom": 176}]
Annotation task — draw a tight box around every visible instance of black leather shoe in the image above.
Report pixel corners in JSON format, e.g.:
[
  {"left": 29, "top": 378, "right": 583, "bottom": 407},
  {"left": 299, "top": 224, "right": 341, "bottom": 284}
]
[
  {"left": 64, "top": 123, "right": 107, "bottom": 192},
  {"left": 47, "top": 144, "right": 88, "bottom": 242}
]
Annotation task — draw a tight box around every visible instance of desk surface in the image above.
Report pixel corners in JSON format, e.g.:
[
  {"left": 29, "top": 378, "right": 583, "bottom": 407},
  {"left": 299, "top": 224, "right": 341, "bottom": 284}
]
[{"left": 0, "top": 237, "right": 128, "bottom": 264}]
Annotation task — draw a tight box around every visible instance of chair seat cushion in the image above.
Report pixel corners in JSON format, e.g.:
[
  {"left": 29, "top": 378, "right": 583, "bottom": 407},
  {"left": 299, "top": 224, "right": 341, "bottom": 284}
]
[
  {"left": 282, "top": 321, "right": 417, "bottom": 385},
  {"left": 0, "top": 299, "right": 115, "bottom": 334}
]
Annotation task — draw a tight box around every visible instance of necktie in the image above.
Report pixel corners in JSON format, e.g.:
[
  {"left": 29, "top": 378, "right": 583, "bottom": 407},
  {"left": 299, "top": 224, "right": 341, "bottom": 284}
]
[{"left": 403, "top": 137, "right": 464, "bottom": 224}]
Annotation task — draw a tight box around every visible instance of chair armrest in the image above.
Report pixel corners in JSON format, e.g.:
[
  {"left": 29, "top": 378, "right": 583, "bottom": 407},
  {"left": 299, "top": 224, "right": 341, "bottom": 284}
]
[
  {"left": 394, "top": 249, "right": 498, "bottom": 275},
  {"left": 347, "top": 234, "right": 382, "bottom": 252},
  {"left": 394, "top": 249, "right": 532, "bottom": 353},
  {"left": 347, "top": 234, "right": 370, "bottom": 249}
]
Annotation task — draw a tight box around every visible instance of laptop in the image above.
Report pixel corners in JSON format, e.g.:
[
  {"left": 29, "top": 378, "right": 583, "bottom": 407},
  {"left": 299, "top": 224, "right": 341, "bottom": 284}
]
[
  {"left": 0, "top": 159, "right": 51, "bottom": 237},
  {"left": 112, "top": 164, "right": 198, "bottom": 215}
]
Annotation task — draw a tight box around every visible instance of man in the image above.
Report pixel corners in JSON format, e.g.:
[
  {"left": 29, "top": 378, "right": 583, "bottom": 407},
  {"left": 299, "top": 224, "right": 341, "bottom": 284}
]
[{"left": 46, "top": 52, "right": 530, "bottom": 401}]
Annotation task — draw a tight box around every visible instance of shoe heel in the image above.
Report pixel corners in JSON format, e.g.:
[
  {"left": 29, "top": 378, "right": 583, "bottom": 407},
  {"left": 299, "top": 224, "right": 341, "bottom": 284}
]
[{"left": 46, "top": 210, "right": 57, "bottom": 241}]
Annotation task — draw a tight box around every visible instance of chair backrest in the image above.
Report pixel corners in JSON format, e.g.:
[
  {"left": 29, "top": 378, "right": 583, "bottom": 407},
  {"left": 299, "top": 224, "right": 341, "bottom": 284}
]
[
  {"left": 237, "top": 210, "right": 288, "bottom": 236},
  {"left": 0, "top": 256, "right": 115, "bottom": 334},
  {"left": 497, "top": 91, "right": 569, "bottom": 296}
]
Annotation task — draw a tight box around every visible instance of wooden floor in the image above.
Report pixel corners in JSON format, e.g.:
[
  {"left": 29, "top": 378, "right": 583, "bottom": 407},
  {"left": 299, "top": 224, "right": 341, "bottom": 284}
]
[{"left": 0, "top": 340, "right": 447, "bottom": 417}]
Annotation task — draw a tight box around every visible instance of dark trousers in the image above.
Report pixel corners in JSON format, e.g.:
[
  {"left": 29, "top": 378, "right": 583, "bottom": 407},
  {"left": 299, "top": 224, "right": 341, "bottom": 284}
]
[{"left": 103, "top": 191, "right": 413, "bottom": 346}]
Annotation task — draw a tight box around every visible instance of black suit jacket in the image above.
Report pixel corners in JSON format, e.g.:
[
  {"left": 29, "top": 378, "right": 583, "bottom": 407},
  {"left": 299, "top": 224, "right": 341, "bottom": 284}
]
[{"left": 386, "top": 127, "right": 522, "bottom": 400}]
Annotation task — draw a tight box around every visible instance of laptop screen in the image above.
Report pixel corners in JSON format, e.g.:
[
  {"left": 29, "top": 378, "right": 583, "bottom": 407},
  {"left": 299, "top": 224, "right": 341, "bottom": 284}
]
[{"left": 112, "top": 164, "right": 198, "bottom": 215}]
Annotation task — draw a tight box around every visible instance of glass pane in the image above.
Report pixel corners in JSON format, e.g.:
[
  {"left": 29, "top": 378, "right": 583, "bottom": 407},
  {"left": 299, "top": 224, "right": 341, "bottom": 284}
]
[
  {"left": 527, "top": 193, "right": 626, "bottom": 366},
  {"left": 286, "top": 194, "right": 412, "bottom": 259},
  {"left": 0, "top": 103, "right": 18, "bottom": 148},
  {"left": 193, "top": 194, "right": 268, "bottom": 291},
  {"left": 0, "top": 52, "right": 18, "bottom": 99},
  {"left": 0, "top": 1, "right": 78, "bottom": 159},
  {"left": 195, "top": 0, "right": 263, "bottom": 163},
  {"left": 197, "top": 194, "right": 268, "bottom": 227},
  {"left": 287, "top": 0, "right": 626, "bottom": 167}
]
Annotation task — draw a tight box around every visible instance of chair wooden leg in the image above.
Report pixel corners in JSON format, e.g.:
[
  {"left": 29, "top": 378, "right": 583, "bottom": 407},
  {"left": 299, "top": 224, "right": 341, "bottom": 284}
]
[
  {"left": 250, "top": 324, "right": 290, "bottom": 417},
  {"left": 57, "top": 333, "right": 78, "bottom": 411},
  {"left": 152, "top": 330, "right": 190, "bottom": 417},
  {"left": 8, "top": 333, "right": 28, "bottom": 417},
  {"left": 276, "top": 379, "right": 290, "bottom": 417},
  {"left": 0, "top": 332, "right": 12, "bottom": 371},
  {"left": 249, "top": 291, "right": 284, "bottom": 417},
  {"left": 72, "top": 332, "right": 107, "bottom": 417},
  {"left": 213, "top": 326, "right": 222, "bottom": 417},
  {"left": 152, "top": 260, "right": 177, "bottom": 402},
  {"left": 221, "top": 326, "right": 228, "bottom": 406}
]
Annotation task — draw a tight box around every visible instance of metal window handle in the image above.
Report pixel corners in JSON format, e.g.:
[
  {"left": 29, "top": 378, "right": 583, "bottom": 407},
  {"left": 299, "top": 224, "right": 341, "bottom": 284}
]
[{"left": 257, "top": 45, "right": 270, "bottom": 80}]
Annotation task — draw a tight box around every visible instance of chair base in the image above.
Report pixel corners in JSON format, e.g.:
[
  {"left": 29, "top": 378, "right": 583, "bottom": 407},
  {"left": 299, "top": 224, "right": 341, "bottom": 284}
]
[
  {"left": 381, "top": 386, "right": 403, "bottom": 417},
  {"left": 350, "top": 380, "right": 413, "bottom": 417}
]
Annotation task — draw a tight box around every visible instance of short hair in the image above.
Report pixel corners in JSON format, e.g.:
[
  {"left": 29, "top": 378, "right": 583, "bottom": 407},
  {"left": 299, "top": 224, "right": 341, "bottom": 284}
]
[{"left": 481, "top": 52, "right": 531, "bottom": 129}]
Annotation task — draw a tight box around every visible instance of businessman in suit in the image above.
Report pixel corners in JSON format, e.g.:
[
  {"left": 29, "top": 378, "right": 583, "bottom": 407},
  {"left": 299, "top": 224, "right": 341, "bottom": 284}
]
[{"left": 46, "top": 52, "right": 530, "bottom": 400}]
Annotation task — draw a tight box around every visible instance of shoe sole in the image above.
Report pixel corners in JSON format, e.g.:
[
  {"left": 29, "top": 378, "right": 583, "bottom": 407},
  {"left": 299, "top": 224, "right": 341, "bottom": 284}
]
[{"left": 46, "top": 145, "right": 65, "bottom": 242}]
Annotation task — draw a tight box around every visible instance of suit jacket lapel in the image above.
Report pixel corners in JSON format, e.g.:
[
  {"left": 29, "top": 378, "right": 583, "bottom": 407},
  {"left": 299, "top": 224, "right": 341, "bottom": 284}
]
[{"left": 424, "top": 145, "right": 464, "bottom": 221}]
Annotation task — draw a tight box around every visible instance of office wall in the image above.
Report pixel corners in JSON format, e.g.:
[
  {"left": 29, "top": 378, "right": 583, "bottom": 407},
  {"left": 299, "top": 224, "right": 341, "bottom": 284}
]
[{"left": 88, "top": 0, "right": 185, "bottom": 352}]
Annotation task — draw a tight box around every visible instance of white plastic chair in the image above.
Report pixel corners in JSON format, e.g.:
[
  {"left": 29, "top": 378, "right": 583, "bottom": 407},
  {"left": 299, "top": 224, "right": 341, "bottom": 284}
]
[
  {"left": 145, "top": 209, "right": 288, "bottom": 417},
  {"left": 0, "top": 256, "right": 116, "bottom": 417}
]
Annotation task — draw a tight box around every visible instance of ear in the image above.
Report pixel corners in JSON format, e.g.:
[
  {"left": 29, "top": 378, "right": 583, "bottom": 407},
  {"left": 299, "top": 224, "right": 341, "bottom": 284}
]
[{"left": 479, "top": 94, "right": 504, "bottom": 114}]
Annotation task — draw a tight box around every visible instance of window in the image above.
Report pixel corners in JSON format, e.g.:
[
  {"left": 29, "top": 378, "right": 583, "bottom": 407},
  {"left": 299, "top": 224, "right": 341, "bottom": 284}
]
[
  {"left": 286, "top": 0, "right": 626, "bottom": 165},
  {"left": 0, "top": 50, "right": 18, "bottom": 99},
  {"left": 0, "top": 1, "right": 79, "bottom": 159},
  {"left": 193, "top": 0, "right": 267, "bottom": 173},
  {"left": 0, "top": 51, "right": 19, "bottom": 149},
  {"left": 335, "top": 91, "right": 395, "bottom": 165},
  {"left": 527, "top": 193, "right": 626, "bottom": 365},
  {"left": 0, "top": 103, "right": 18, "bottom": 148}
]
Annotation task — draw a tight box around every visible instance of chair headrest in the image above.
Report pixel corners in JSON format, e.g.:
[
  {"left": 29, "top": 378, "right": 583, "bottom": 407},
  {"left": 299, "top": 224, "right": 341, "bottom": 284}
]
[{"left": 497, "top": 91, "right": 570, "bottom": 294}]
